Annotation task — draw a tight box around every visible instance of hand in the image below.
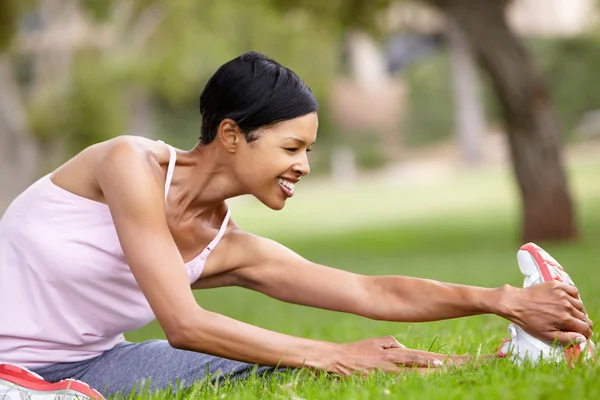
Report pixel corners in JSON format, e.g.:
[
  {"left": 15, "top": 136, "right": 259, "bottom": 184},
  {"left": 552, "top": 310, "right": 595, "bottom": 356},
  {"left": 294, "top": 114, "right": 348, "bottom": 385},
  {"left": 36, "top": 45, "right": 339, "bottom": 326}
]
[
  {"left": 501, "top": 282, "right": 594, "bottom": 345},
  {"left": 327, "top": 336, "right": 443, "bottom": 376}
]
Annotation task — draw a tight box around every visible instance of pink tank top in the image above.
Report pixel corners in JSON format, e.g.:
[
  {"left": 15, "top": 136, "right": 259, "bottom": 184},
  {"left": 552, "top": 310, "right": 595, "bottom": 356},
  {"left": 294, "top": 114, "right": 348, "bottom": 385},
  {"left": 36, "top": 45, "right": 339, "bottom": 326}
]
[{"left": 0, "top": 143, "right": 231, "bottom": 368}]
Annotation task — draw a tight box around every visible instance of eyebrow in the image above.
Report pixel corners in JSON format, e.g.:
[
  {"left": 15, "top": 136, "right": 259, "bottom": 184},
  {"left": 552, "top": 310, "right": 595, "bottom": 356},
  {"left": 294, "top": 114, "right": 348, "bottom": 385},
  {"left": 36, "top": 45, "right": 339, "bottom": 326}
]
[{"left": 284, "top": 137, "right": 316, "bottom": 146}]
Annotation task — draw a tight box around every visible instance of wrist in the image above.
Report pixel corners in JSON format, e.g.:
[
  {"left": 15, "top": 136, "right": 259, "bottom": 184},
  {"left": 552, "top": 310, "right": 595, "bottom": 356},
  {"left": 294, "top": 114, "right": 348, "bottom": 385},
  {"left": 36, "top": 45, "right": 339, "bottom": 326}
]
[
  {"left": 296, "top": 341, "right": 341, "bottom": 371},
  {"left": 489, "top": 284, "right": 519, "bottom": 320}
]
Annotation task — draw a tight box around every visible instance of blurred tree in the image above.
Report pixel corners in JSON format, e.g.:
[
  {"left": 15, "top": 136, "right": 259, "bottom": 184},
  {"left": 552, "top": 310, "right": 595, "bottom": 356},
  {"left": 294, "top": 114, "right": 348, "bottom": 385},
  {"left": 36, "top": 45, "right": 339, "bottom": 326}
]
[
  {"left": 0, "top": 0, "right": 38, "bottom": 208},
  {"left": 423, "top": 0, "right": 576, "bottom": 242},
  {"left": 1, "top": 0, "right": 579, "bottom": 242},
  {"left": 274, "top": 0, "right": 577, "bottom": 242},
  {"left": 0, "top": 0, "right": 337, "bottom": 210},
  {"left": 445, "top": 15, "right": 484, "bottom": 165}
]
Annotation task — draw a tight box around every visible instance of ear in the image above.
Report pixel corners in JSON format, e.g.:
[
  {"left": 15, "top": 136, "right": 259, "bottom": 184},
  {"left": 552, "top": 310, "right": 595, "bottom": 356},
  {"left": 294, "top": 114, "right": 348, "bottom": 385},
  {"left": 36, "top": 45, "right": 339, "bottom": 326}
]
[{"left": 217, "top": 119, "right": 242, "bottom": 153}]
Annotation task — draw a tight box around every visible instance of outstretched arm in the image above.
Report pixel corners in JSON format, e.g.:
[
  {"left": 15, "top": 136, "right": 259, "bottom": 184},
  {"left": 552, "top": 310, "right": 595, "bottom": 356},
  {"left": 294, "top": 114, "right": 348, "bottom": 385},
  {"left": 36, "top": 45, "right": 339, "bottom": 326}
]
[
  {"left": 206, "top": 233, "right": 592, "bottom": 345},
  {"left": 95, "top": 138, "right": 441, "bottom": 375}
]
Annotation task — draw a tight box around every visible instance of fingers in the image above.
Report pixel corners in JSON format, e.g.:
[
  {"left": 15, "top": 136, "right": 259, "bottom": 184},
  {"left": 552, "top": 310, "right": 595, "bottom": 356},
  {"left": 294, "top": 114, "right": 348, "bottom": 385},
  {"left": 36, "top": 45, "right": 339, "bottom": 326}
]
[
  {"left": 559, "top": 282, "right": 580, "bottom": 300},
  {"left": 398, "top": 355, "right": 443, "bottom": 368},
  {"left": 550, "top": 282, "right": 594, "bottom": 336},
  {"left": 556, "top": 331, "right": 587, "bottom": 347},
  {"left": 566, "top": 295, "right": 587, "bottom": 316},
  {"left": 563, "top": 317, "right": 593, "bottom": 339},
  {"left": 568, "top": 305, "right": 590, "bottom": 327},
  {"left": 558, "top": 291, "right": 593, "bottom": 336},
  {"left": 575, "top": 312, "right": 594, "bottom": 334},
  {"left": 385, "top": 350, "right": 443, "bottom": 368},
  {"left": 395, "top": 350, "right": 490, "bottom": 368},
  {"left": 564, "top": 297, "right": 593, "bottom": 332},
  {"left": 376, "top": 336, "right": 405, "bottom": 349},
  {"left": 391, "top": 348, "right": 453, "bottom": 364}
]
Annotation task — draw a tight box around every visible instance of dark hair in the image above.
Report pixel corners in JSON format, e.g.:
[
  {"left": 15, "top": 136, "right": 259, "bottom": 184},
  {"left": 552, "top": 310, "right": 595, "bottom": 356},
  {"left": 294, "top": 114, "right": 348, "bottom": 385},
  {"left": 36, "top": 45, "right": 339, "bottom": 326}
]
[{"left": 199, "top": 51, "right": 319, "bottom": 144}]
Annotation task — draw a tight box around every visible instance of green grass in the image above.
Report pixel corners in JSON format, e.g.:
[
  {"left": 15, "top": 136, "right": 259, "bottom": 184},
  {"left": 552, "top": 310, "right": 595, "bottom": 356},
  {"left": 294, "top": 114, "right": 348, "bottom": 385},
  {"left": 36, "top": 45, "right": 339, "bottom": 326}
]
[{"left": 122, "top": 156, "right": 600, "bottom": 399}]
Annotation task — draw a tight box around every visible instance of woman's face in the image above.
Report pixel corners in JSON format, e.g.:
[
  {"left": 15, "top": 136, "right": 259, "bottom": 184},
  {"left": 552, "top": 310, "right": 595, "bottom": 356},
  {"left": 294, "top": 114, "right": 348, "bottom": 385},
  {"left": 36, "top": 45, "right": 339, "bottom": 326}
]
[{"left": 233, "top": 112, "right": 318, "bottom": 210}]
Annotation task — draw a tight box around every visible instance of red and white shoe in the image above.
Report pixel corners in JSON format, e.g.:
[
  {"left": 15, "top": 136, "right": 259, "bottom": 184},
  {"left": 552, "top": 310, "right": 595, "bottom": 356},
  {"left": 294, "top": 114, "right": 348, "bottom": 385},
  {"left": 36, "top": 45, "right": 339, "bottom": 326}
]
[
  {"left": 0, "top": 363, "right": 104, "bottom": 400},
  {"left": 497, "top": 243, "right": 596, "bottom": 365}
]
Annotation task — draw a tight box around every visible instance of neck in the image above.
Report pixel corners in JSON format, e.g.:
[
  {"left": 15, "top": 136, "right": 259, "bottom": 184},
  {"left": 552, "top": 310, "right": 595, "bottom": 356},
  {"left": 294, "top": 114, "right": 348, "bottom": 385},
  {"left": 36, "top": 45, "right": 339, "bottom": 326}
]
[{"left": 167, "top": 143, "right": 246, "bottom": 217}]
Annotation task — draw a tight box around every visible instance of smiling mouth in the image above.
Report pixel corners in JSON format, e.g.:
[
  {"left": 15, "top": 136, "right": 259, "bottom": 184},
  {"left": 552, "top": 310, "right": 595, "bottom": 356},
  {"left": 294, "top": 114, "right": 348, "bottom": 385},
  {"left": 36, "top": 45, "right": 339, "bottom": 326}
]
[{"left": 278, "top": 177, "right": 295, "bottom": 197}]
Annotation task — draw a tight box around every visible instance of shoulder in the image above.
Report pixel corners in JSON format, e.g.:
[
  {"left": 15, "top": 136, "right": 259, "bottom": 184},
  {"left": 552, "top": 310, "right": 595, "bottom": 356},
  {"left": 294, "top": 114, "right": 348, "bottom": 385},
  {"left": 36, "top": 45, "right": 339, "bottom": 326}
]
[
  {"left": 92, "top": 137, "right": 176, "bottom": 238},
  {"left": 94, "top": 136, "right": 172, "bottom": 200},
  {"left": 49, "top": 136, "right": 169, "bottom": 204},
  {"left": 95, "top": 135, "right": 167, "bottom": 170},
  {"left": 92, "top": 136, "right": 172, "bottom": 192}
]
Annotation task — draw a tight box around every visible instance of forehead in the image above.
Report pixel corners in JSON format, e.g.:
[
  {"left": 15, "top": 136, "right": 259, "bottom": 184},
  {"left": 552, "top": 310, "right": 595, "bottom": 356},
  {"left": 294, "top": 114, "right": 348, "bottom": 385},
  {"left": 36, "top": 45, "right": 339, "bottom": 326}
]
[{"left": 267, "top": 113, "right": 318, "bottom": 142}]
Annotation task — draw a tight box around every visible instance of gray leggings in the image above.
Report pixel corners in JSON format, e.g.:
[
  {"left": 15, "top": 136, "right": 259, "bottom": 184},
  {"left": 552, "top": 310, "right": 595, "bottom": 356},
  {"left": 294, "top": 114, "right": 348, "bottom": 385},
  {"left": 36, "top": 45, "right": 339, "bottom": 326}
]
[{"left": 32, "top": 340, "right": 281, "bottom": 397}]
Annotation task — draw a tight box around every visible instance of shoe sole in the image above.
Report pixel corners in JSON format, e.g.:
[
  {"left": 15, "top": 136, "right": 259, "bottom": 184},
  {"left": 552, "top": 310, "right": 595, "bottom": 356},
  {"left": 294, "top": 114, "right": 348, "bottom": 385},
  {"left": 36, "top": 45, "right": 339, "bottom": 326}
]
[{"left": 0, "top": 364, "right": 104, "bottom": 400}]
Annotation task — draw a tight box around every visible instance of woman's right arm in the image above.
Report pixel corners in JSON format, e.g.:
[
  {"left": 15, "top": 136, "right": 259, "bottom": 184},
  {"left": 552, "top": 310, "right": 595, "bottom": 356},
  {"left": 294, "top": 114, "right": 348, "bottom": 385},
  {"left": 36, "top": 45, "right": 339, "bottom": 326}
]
[{"left": 94, "top": 139, "right": 441, "bottom": 375}]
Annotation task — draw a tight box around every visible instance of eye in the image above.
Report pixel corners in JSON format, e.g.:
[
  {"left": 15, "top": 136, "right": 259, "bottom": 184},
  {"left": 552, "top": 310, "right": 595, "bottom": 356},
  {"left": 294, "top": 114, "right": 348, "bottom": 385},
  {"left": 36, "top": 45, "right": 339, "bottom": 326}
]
[{"left": 284, "top": 147, "right": 312, "bottom": 153}]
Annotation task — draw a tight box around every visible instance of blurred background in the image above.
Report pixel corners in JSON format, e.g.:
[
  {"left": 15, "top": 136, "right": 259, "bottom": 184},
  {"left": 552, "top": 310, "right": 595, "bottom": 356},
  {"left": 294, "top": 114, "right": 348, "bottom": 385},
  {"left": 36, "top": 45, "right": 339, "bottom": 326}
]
[
  {"left": 2, "top": 0, "right": 600, "bottom": 243},
  {"left": 1, "top": 0, "right": 600, "bottom": 351}
]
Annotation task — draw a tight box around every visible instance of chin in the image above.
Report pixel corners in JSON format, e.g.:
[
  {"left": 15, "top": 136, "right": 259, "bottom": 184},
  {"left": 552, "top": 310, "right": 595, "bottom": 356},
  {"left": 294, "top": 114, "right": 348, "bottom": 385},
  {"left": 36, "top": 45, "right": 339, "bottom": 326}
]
[
  {"left": 256, "top": 195, "right": 287, "bottom": 211},
  {"left": 265, "top": 199, "right": 286, "bottom": 211}
]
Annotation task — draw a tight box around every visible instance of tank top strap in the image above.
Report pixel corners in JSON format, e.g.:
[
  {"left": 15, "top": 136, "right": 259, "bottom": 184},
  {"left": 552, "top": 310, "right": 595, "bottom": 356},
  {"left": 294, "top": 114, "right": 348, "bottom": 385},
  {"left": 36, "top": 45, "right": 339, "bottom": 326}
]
[
  {"left": 157, "top": 140, "right": 176, "bottom": 201},
  {"left": 211, "top": 207, "right": 231, "bottom": 248},
  {"left": 199, "top": 207, "right": 231, "bottom": 259}
]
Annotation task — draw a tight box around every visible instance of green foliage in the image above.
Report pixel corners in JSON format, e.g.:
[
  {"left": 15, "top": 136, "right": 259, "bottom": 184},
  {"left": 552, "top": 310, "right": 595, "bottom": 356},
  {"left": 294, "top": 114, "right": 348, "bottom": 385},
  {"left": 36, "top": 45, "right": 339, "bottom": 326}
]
[
  {"left": 81, "top": 0, "right": 116, "bottom": 21},
  {"left": 0, "top": 0, "right": 38, "bottom": 52},
  {"left": 269, "top": 0, "right": 395, "bottom": 35},
  {"left": 145, "top": 0, "right": 340, "bottom": 152},
  {"left": 530, "top": 36, "right": 600, "bottom": 139},
  {"left": 10, "top": 0, "right": 600, "bottom": 165},
  {"left": 7, "top": 0, "right": 341, "bottom": 157},
  {"left": 400, "top": 50, "right": 456, "bottom": 148},
  {"left": 399, "top": 35, "right": 600, "bottom": 148},
  {"left": 0, "top": 0, "right": 17, "bottom": 52},
  {"left": 65, "top": 55, "right": 128, "bottom": 149},
  {"left": 28, "top": 52, "right": 127, "bottom": 153},
  {"left": 139, "top": 0, "right": 337, "bottom": 107}
]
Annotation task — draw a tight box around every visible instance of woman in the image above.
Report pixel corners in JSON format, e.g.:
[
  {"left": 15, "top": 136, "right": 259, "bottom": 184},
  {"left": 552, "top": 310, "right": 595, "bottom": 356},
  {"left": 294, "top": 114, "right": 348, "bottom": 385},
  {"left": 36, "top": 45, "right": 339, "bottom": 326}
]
[{"left": 0, "top": 52, "right": 592, "bottom": 398}]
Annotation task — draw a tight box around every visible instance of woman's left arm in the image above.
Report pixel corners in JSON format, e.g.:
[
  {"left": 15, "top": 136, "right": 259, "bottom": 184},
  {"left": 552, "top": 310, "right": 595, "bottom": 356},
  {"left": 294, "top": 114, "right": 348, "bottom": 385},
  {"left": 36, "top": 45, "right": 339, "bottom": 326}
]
[
  {"left": 196, "top": 232, "right": 504, "bottom": 320},
  {"left": 196, "top": 232, "right": 592, "bottom": 345}
]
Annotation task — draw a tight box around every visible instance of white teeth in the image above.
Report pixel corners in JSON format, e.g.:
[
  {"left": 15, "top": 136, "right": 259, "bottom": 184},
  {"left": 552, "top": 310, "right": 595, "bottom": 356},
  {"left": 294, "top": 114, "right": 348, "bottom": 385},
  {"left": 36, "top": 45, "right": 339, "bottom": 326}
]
[{"left": 278, "top": 178, "right": 295, "bottom": 192}]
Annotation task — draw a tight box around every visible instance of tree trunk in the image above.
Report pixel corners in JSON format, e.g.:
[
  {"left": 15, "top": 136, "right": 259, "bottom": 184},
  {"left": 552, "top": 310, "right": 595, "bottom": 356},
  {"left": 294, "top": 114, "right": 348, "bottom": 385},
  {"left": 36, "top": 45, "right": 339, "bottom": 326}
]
[
  {"left": 0, "top": 56, "right": 38, "bottom": 213},
  {"left": 432, "top": 0, "right": 577, "bottom": 242},
  {"left": 446, "top": 15, "right": 485, "bottom": 165}
]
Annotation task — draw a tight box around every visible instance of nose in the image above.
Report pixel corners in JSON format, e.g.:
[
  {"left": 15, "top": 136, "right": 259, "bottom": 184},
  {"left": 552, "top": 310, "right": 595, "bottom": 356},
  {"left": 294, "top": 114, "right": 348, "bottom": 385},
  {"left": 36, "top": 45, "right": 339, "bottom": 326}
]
[{"left": 292, "top": 153, "right": 310, "bottom": 176}]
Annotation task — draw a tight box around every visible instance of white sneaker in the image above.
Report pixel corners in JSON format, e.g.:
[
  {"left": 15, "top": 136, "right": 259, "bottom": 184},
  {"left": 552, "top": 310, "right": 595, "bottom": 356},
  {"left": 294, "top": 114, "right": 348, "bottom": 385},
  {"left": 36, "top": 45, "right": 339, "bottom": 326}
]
[
  {"left": 0, "top": 363, "right": 104, "bottom": 400},
  {"left": 497, "top": 243, "right": 595, "bottom": 365}
]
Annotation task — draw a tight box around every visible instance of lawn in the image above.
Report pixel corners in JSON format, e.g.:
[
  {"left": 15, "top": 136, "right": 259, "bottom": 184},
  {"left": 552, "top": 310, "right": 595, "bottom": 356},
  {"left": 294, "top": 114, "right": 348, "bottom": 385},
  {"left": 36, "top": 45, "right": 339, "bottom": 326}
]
[{"left": 122, "top": 156, "right": 600, "bottom": 399}]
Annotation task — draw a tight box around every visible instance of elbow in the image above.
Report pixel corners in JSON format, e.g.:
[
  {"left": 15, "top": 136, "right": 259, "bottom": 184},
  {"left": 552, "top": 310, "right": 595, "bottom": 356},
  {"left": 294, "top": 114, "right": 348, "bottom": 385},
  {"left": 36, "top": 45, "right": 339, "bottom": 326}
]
[
  {"left": 166, "top": 330, "right": 188, "bottom": 350},
  {"left": 163, "top": 309, "right": 206, "bottom": 350},
  {"left": 165, "top": 324, "right": 191, "bottom": 350}
]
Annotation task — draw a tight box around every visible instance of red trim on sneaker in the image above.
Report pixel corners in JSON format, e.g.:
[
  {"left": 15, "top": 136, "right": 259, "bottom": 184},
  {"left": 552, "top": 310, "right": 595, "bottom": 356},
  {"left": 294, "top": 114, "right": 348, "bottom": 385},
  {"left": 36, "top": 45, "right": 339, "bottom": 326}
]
[
  {"left": 0, "top": 364, "right": 104, "bottom": 399},
  {"left": 497, "top": 339, "right": 511, "bottom": 358},
  {"left": 520, "top": 243, "right": 554, "bottom": 283},
  {"left": 564, "top": 344, "right": 583, "bottom": 368}
]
